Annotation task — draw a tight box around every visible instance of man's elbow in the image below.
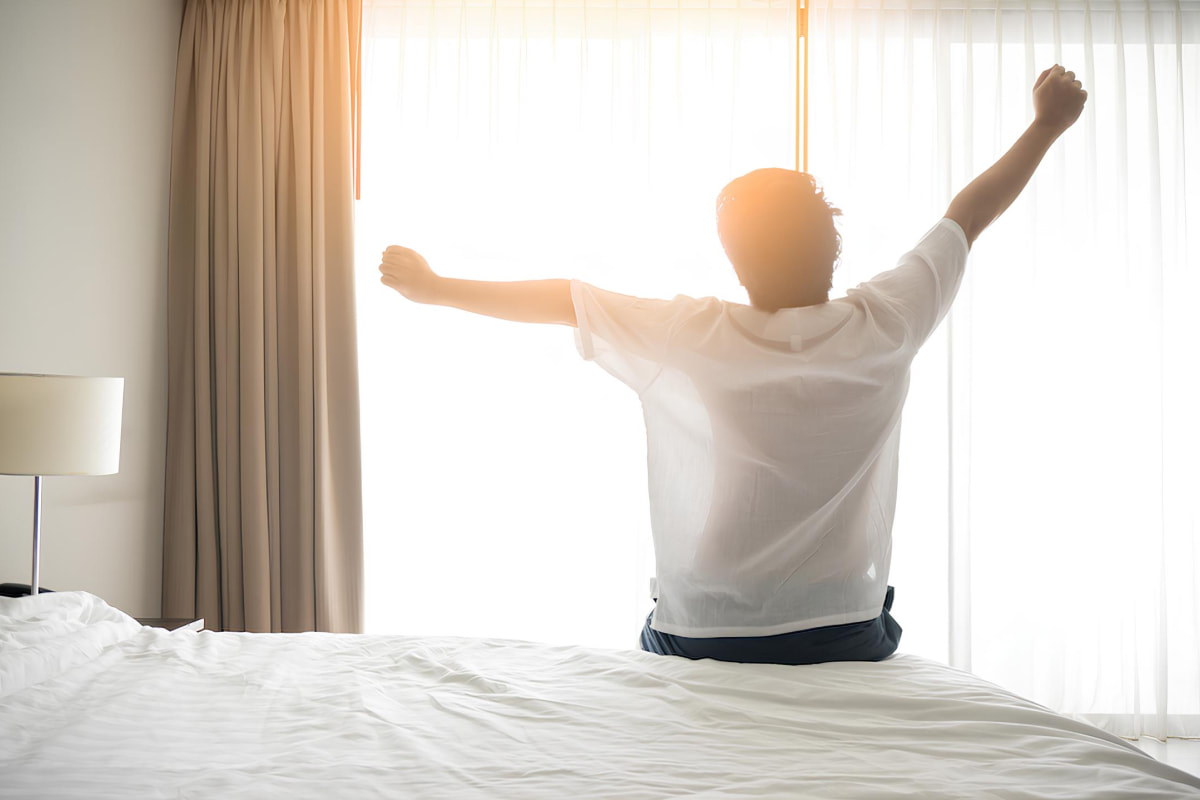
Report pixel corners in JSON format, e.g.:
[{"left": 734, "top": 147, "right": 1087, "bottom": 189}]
[
  {"left": 556, "top": 280, "right": 578, "bottom": 328},
  {"left": 944, "top": 199, "right": 982, "bottom": 247}
]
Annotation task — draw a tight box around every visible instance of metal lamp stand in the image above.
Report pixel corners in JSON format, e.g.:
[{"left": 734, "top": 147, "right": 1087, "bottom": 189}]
[{"left": 31, "top": 475, "right": 43, "bottom": 595}]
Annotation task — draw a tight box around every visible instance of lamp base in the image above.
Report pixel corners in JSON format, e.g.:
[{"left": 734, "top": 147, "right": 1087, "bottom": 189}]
[{"left": 0, "top": 583, "right": 55, "bottom": 598}]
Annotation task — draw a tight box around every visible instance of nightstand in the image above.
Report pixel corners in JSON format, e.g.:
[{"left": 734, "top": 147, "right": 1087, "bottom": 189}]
[{"left": 136, "top": 617, "right": 205, "bottom": 632}]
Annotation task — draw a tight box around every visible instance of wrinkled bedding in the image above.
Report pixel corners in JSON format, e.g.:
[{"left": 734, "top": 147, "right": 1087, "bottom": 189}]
[{"left": 2, "top": 592, "right": 1197, "bottom": 799}]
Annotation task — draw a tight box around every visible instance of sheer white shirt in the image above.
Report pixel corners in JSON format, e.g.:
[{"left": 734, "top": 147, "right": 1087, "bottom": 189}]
[{"left": 571, "top": 218, "right": 970, "bottom": 636}]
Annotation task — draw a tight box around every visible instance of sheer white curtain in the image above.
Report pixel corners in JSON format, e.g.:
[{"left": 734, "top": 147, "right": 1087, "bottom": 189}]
[
  {"left": 355, "top": 0, "right": 1199, "bottom": 738},
  {"left": 806, "top": 0, "right": 1199, "bottom": 738},
  {"left": 355, "top": 0, "right": 794, "bottom": 648}
]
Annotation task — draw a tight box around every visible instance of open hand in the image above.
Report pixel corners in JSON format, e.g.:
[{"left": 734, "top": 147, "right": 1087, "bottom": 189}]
[
  {"left": 1033, "top": 65, "right": 1087, "bottom": 134},
  {"left": 380, "top": 246, "right": 441, "bottom": 304}
]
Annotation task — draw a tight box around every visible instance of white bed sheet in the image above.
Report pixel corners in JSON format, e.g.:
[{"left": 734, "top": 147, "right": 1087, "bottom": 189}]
[{"left": 2, "top": 592, "right": 1198, "bottom": 799}]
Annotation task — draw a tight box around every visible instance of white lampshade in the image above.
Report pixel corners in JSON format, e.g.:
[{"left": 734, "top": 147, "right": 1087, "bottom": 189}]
[{"left": 0, "top": 374, "right": 124, "bottom": 476}]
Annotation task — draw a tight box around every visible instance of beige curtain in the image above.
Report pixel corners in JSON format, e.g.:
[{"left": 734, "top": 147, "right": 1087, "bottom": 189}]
[{"left": 163, "top": 0, "right": 364, "bottom": 633}]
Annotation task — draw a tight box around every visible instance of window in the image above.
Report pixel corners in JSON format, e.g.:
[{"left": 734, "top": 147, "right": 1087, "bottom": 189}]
[{"left": 355, "top": 0, "right": 1199, "bottom": 737}]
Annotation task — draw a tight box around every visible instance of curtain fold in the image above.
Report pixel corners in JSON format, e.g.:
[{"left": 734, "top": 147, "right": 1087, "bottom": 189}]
[{"left": 164, "top": 0, "right": 364, "bottom": 633}]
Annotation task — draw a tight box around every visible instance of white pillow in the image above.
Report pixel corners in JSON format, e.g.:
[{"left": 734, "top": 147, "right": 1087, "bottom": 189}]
[{"left": 0, "top": 591, "right": 143, "bottom": 698}]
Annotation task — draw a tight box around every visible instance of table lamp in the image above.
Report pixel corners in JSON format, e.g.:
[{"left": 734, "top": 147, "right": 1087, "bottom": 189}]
[{"left": 0, "top": 373, "right": 124, "bottom": 596}]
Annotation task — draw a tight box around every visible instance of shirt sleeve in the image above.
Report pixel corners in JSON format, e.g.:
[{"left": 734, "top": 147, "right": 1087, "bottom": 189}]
[
  {"left": 847, "top": 218, "right": 970, "bottom": 347},
  {"left": 570, "top": 280, "right": 705, "bottom": 394}
]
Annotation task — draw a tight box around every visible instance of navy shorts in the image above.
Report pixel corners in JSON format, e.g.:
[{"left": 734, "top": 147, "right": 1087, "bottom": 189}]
[{"left": 639, "top": 585, "right": 902, "bottom": 666}]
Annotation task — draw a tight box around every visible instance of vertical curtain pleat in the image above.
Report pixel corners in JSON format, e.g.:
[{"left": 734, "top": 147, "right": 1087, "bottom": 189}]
[{"left": 164, "top": 0, "right": 363, "bottom": 633}]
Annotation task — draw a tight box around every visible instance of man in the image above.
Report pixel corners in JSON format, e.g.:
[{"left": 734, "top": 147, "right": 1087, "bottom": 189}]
[{"left": 379, "top": 65, "right": 1087, "bottom": 665}]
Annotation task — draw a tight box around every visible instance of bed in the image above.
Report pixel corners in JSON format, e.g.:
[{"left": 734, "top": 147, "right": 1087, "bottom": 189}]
[{"left": 2, "top": 592, "right": 1198, "bottom": 799}]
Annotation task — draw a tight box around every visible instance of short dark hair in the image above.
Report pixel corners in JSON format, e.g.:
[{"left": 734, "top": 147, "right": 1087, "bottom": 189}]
[{"left": 715, "top": 169, "right": 842, "bottom": 309}]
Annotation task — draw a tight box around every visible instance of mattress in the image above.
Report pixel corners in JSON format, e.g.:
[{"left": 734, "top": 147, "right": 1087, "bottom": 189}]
[{"left": 2, "top": 592, "right": 1198, "bottom": 799}]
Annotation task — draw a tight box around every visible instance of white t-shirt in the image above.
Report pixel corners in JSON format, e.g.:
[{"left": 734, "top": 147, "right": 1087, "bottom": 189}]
[{"left": 570, "top": 218, "right": 970, "bottom": 637}]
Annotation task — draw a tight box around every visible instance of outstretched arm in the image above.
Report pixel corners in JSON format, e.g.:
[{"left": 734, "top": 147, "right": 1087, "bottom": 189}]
[
  {"left": 945, "top": 65, "right": 1087, "bottom": 247},
  {"left": 379, "top": 246, "right": 577, "bottom": 327}
]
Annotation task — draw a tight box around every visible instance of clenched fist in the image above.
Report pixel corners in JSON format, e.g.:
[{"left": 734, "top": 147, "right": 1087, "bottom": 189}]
[
  {"left": 380, "top": 246, "right": 441, "bottom": 304},
  {"left": 1033, "top": 64, "right": 1087, "bottom": 134}
]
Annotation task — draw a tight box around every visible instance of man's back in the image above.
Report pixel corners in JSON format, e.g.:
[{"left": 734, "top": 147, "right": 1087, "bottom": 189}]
[{"left": 571, "top": 218, "right": 969, "bottom": 637}]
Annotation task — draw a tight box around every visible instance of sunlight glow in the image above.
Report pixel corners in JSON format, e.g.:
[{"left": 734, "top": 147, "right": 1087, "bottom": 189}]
[{"left": 356, "top": 0, "right": 793, "bottom": 648}]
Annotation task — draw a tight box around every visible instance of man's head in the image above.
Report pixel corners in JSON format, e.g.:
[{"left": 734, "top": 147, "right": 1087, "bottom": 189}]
[{"left": 716, "top": 169, "right": 842, "bottom": 311}]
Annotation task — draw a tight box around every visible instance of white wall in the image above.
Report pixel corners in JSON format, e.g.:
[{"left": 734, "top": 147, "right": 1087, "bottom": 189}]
[{"left": 0, "top": 0, "right": 183, "bottom": 616}]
